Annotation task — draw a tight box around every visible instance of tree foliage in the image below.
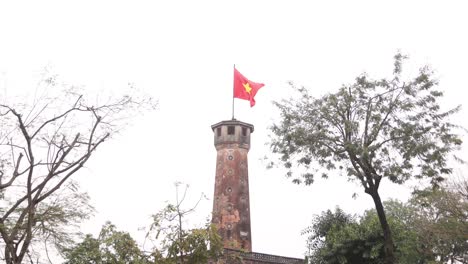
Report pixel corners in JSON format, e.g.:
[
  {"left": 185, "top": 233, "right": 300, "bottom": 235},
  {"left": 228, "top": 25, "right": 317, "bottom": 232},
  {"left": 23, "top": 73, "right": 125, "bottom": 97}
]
[
  {"left": 304, "top": 183, "right": 468, "bottom": 264},
  {"left": 145, "top": 183, "right": 223, "bottom": 264},
  {"left": 270, "top": 54, "right": 461, "bottom": 186},
  {"left": 64, "top": 183, "right": 222, "bottom": 264},
  {"left": 304, "top": 207, "right": 384, "bottom": 264},
  {"left": 25, "top": 181, "right": 94, "bottom": 263},
  {"left": 268, "top": 54, "right": 462, "bottom": 263},
  {"left": 0, "top": 74, "right": 156, "bottom": 264},
  {"left": 409, "top": 184, "right": 468, "bottom": 262},
  {"left": 63, "top": 222, "right": 148, "bottom": 264}
]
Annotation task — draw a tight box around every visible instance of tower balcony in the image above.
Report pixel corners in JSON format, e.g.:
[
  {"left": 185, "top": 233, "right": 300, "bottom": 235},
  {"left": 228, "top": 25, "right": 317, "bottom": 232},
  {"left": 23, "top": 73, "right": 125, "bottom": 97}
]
[{"left": 211, "top": 119, "right": 254, "bottom": 150}]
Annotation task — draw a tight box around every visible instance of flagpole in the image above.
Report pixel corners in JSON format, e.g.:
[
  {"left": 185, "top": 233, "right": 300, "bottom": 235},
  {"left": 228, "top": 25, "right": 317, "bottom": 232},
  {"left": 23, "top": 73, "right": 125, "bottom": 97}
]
[{"left": 232, "top": 64, "right": 235, "bottom": 120}]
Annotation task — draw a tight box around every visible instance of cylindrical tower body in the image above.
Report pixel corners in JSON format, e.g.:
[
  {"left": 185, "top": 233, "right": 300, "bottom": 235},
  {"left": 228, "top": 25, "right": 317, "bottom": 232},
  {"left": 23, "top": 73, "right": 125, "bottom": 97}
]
[{"left": 211, "top": 119, "right": 253, "bottom": 252}]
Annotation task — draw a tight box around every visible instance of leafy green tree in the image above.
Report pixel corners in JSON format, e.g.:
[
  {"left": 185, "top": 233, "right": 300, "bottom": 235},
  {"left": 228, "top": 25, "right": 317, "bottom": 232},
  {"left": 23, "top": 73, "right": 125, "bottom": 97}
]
[
  {"left": 63, "top": 235, "right": 102, "bottom": 263},
  {"left": 145, "top": 183, "right": 223, "bottom": 264},
  {"left": 304, "top": 209, "right": 353, "bottom": 263},
  {"left": 304, "top": 185, "right": 468, "bottom": 264},
  {"left": 64, "top": 222, "right": 148, "bottom": 264},
  {"left": 304, "top": 207, "right": 384, "bottom": 264},
  {"left": 303, "top": 207, "right": 354, "bottom": 260},
  {"left": 410, "top": 185, "right": 468, "bottom": 263},
  {"left": 379, "top": 200, "right": 424, "bottom": 263},
  {"left": 64, "top": 183, "right": 222, "bottom": 264},
  {"left": 268, "top": 54, "right": 462, "bottom": 263},
  {"left": 305, "top": 203, "right": 423, "bottom": 264}
]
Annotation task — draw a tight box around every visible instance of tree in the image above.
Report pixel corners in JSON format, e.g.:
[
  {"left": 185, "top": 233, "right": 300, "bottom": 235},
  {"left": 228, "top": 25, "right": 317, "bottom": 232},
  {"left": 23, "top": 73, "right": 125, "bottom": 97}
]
[
  {"left": 63, "top": 222, "right": 148, "bottom": 264},
  {"left": 64, "top": 183, "right": 222, "bottom": 264},
  {"left": 304, "top": 202, "right": 425, "bottom": 264},
  {"left": 410, "top": 184, "right": 468, "bottom": 263},
  {"left": 63, "top": 234, "right": 102, "bottom": 264},
  {"left": 22, "top": 181, "right": 95, "bottom": 263},
  {"left": 0, "top": 75, "right": 156, "bottom": 264},
  {"left": 302, "top": 207, "right": 381, "bottom": 264},
  {"left": 144, "top": 182, "right": 223, "bottom": 264},
  {"left": 304, "top": 187, "right": 468, "bottom": 264},
  {"left": 268, "top": 54, "right": 462, "bottom": 264}
]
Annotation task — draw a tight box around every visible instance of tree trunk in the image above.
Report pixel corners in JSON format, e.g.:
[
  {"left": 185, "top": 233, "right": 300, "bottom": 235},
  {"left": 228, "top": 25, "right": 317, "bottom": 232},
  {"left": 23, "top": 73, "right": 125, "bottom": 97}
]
[
  {"left": 4, "top": 244, "right": 16, "bottom": 264},
  {"left": 369, "top": 190, "right": 396, "bottom": 264}
]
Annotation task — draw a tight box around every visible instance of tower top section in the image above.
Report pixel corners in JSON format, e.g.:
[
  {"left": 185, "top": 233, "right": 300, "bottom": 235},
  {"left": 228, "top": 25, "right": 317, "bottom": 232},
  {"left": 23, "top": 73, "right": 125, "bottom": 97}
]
[{"left": 211, "top": 119, "right": 254, "bottom": 150}]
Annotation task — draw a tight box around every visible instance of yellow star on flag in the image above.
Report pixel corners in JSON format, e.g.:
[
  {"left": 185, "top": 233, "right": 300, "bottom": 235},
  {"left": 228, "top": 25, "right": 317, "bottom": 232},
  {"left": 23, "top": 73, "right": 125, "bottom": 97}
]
[{"left": 242, "top": 82, "right": 252, "bottom": 94}]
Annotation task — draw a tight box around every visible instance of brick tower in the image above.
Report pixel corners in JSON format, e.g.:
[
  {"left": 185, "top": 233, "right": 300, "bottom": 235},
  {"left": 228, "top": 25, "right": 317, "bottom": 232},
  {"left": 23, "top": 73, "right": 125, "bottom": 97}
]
[{"left": 211, "top": 119, "right": 253, "bottom": 252}]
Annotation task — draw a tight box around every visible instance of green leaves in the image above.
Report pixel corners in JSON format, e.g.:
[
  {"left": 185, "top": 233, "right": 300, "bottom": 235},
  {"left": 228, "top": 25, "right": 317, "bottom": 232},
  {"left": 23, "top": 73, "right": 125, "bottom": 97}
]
[
  {"left": 64, "top": 183, "right": 223, "bottom": 264},
  {"left": 144, "top": 184, "right": 223, "bottom": 264},
  {"left": 269, "top": 54, "right": 463, "bottom": 263},
  {"left": 63, "top": 222, "right": 148, "bottom": 264},
  {"left": 268, "top": 54, "right": 462, "bottom": 189},
  {"left": 304, "top": 207, "right": 385, "bottom": 264},
  {"left": 305, "top": 183, "right": 468, "bottom": 264},
  {"left": 409, "top": 185, "right": 468, "bottom": 262},
  {"left": 64, "top": 220, "right": 223, "bottom": 264}
]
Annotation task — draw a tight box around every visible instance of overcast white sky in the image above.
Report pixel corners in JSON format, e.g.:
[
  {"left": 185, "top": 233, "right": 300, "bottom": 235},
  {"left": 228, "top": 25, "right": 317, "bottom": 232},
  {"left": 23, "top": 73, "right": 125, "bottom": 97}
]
[{"left": 1, "top": 0, "right": 467, "bottom": 260}]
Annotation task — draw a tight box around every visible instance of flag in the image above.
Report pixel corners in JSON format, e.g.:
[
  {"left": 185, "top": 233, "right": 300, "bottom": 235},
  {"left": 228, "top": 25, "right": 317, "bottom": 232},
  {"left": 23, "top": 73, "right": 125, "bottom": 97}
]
[{"left": 233, "top": 67, "right": 265, "bottom": 107}]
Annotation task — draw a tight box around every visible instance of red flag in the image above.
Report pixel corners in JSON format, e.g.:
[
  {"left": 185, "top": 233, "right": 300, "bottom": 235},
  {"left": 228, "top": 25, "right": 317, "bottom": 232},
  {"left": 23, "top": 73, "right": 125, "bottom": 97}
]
[{"left": 233, "top": 68, "right": 265, "bottom": 107}]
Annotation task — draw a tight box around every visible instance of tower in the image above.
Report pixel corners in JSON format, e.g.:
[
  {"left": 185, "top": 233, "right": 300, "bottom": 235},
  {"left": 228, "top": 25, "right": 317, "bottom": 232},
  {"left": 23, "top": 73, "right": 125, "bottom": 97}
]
[{"left": 211, "top": 119, "right": 253, "bottom": 252}]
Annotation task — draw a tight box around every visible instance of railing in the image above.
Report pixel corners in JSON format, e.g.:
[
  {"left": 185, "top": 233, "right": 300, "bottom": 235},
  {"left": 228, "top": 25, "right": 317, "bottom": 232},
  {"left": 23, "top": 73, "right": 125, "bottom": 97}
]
[{"left": 224, "top": 248, "right": 304, "bottom": 264}]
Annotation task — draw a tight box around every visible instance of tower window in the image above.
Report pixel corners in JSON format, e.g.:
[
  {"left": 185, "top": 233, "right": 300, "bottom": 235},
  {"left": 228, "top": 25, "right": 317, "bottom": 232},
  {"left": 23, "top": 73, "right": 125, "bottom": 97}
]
[
  {"left": 242, "top": 127, "right": 247, "bottom": 136},
  {"left": 216, "top": 127, "right": 221, "bottom": 136},
  {"left": 227, "top": 126, "right": 235, "bottom": 135}
]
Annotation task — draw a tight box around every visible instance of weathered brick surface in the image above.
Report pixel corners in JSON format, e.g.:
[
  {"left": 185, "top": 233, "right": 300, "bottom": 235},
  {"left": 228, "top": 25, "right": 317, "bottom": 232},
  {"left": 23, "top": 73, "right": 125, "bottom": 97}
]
[
  {"left": 210, "top": 121, "right": 304, "bottom": 264},
  {"left": 211, "top": 120, "right": 253, "bottom": 252}
]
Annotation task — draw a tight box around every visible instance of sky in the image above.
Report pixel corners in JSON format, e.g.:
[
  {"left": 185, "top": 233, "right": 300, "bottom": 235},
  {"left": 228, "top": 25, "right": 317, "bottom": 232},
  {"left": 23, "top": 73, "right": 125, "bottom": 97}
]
[{"left": 1, "top": 0, "right": 468, "bottom": 260}]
